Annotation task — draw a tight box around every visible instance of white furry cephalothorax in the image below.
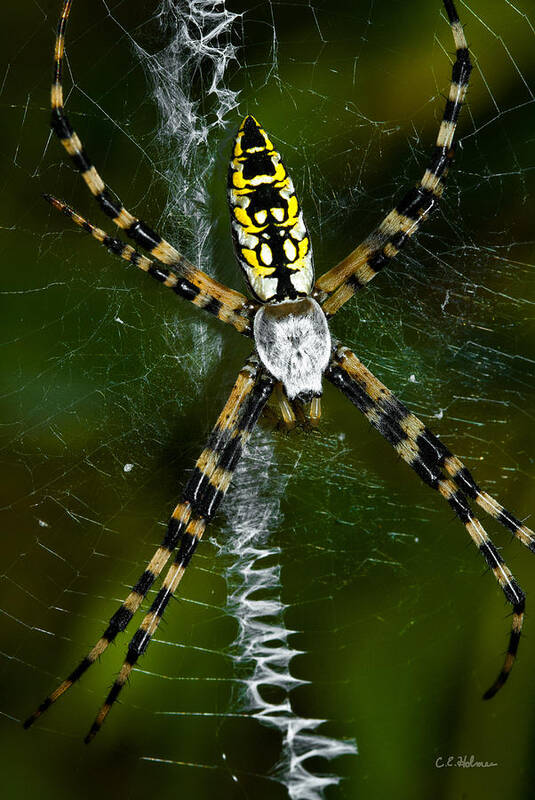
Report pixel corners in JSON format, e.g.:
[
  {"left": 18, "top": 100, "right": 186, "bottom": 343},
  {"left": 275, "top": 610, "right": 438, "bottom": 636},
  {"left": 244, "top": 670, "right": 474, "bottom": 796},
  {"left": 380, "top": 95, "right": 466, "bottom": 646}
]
[{"left": 253, "top": 297, "right": 331, "bottom": 400}]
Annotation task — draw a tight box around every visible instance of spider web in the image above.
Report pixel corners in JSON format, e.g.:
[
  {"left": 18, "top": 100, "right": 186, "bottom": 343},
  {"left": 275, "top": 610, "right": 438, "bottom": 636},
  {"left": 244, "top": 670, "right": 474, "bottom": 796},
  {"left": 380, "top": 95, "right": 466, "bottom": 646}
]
[{"left": 1, "top": 1, "right": 534, "bottom": 798}]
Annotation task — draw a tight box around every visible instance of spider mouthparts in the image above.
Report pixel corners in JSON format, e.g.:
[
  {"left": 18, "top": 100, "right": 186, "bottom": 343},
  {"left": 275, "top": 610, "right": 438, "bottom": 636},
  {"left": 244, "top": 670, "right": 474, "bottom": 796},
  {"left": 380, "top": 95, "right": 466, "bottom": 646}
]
[{"left": 296, "top": 390, "right": 315, "bottom": 403}]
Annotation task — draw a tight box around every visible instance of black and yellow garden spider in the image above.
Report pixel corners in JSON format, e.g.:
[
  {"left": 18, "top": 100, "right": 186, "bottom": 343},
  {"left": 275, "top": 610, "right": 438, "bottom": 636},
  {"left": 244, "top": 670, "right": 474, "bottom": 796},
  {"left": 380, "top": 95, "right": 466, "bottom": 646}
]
[{"left": 24, "top": 0, "right": 533, "bottom": 743}]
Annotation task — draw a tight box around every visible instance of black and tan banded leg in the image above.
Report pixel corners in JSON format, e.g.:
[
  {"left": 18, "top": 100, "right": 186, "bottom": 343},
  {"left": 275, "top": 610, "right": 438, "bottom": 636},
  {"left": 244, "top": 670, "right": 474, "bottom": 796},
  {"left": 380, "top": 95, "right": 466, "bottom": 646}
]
[
  {"left": 22, "top": 501, "right": 192, "bottom": 731},
  {"left": 327, "top": 343, "right": 529, "bottom": 697},
  {"left": 82, "top": 359, "right": 274, "bottom": 742},
  {"left": 398, "top": 412, "right": 535, "bottom": 556},
  {"left": 315, "top": 0, "right": 472, "bottom": 317},
  {"left": 44, "top": 195, "right": 256, "bottom": 330},
  {"left": 50, "top": 0, "right": 252, "bottom": 336},
  {"left": 327, "top": 345, "right": 535, "bottom": 553},
  {"left": 24, "top": 356, "right": 273, "bottom": 734}
]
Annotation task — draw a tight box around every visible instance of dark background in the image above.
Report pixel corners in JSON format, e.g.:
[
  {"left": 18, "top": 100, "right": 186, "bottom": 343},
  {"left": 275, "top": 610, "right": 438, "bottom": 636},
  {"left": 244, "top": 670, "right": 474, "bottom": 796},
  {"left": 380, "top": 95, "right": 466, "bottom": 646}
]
[{"left": 1, "top": 1, "right": 534, "bottom": 798}]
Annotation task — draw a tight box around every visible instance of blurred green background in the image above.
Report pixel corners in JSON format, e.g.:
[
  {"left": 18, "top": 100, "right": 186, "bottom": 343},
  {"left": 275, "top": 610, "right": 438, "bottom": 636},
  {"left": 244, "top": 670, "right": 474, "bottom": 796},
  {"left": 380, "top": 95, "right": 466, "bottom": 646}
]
[{"left": 1, "top": 1, "right": 534, "bottom": 798}]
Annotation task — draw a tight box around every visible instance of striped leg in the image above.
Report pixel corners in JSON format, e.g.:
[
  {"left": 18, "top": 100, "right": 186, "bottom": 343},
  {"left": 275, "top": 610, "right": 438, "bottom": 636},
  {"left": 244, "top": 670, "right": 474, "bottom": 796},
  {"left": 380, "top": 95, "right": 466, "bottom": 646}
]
[
  {"left": 398, "top": 415, "right": 535, "bottom": 555},
  {"left": 44, "top": 195, "right": 256, "bottom": 331},
  {"left": 23, "top": 502, "right": 192, "bottom": 730},
  {"left": 327, "top": 343, "right": 529, "bottom": 697},
  {"left": 24, "top": 356, "right": 273, "bottom": 733},
  {"left": 50, "top": 1, "right": 252, "bottom": 335},
  {"left": 83, "top": 360, "right": 274, "bottom": 742},
  {"left": 315, "top": 0, "right": 472, "bottom": 317}
]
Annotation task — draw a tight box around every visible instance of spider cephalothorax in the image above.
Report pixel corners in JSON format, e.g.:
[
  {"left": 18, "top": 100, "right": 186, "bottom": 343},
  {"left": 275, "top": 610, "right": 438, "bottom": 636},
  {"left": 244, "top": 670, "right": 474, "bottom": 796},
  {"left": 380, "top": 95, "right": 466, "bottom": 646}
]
[
  {"left": 25, "top": 0, "right": 534, "bottom": 746},
  {"left": 253, "top": 296, "right": 331, "bottom": 401}
]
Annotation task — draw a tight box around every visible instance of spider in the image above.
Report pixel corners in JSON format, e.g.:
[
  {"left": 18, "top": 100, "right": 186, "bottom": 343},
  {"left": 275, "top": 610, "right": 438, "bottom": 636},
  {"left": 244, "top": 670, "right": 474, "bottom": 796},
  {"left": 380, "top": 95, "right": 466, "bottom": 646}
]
[{"left": 24, "top": 0, "right": 533, "bottom": 744}]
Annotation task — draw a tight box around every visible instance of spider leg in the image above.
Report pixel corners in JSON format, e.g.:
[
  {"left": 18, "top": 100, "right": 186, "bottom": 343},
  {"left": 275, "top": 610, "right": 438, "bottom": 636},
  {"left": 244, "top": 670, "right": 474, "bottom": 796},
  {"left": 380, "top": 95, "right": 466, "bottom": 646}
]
[
  {"left": 408, "top": 421, "right": 535, "bottom": 554},
  {"left": 24, "top": 356, "right": 273, "bottom": 733},
  {"left": 328, "top": 344, "right": 535, "bottom": 551},
  {"left": 315, "top": 0, "right": 472, "bottom": 317},
  {"left": 44, "top": 195, "right": 257, "bottom": 331},
  {"left": 327, "top": 343, "right": 529, "bottom": 697},
  {"left": 80, "top": 359, "right": 273, "bottom": 742},
  {"left": 50, "top": 1, "right": 252, "bottom": 335}
]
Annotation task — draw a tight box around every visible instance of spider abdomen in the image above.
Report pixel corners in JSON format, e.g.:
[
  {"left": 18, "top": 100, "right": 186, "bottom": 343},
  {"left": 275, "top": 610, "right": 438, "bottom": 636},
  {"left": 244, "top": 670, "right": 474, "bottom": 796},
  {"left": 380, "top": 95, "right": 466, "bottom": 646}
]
[
  {"left": 253, "top": 297, "right": 331, "bottom": 400},
  {"left": 228, "top": 115, "right": 314, "bottom": 303}
]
